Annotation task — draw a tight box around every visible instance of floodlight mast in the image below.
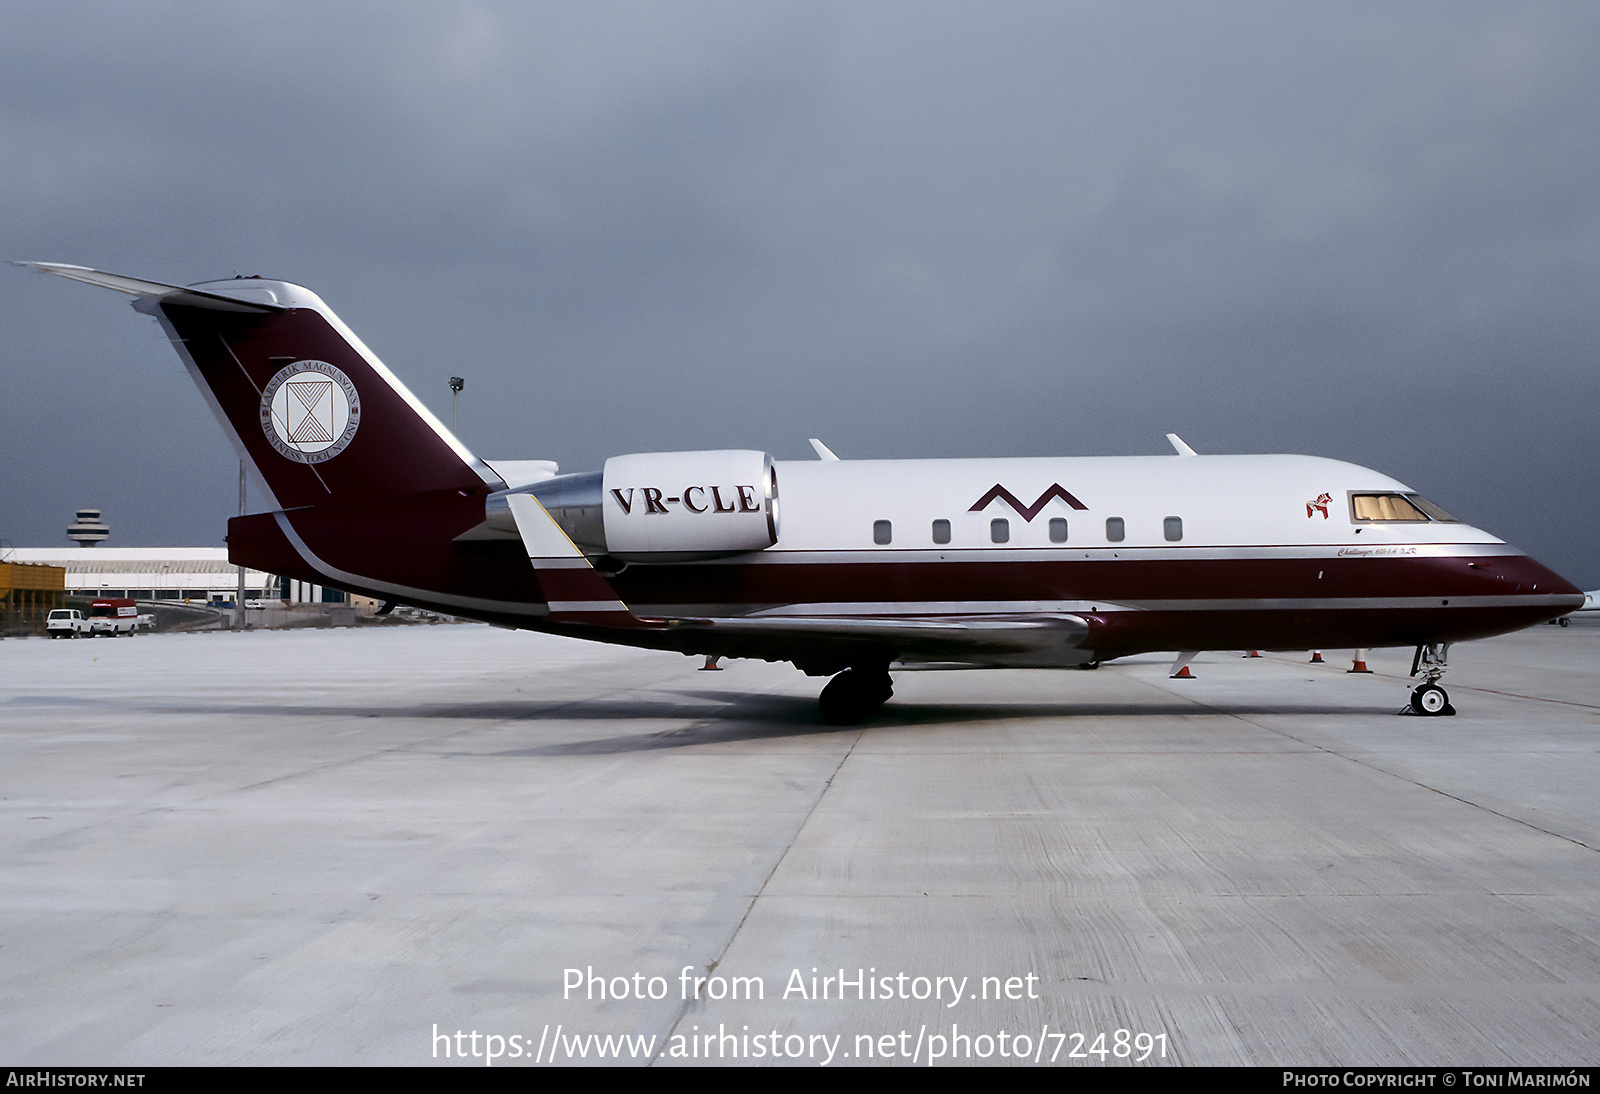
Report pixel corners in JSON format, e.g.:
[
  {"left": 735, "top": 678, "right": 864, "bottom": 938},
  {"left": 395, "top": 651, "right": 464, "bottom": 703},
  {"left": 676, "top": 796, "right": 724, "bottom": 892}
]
[{"left": 235, "top": 461, "right": 246, "bottom": 630}]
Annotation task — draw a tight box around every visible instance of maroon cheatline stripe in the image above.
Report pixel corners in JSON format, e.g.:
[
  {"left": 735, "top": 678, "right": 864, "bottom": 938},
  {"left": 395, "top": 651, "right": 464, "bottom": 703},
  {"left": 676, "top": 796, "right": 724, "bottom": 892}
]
[{"left": 605, "top": 552, "right": 1579, "bottom": 608}]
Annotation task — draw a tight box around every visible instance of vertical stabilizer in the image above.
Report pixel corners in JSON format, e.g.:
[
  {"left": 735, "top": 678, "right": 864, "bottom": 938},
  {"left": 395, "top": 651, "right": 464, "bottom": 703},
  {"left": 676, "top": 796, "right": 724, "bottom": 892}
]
[{"left": 21, "top": 263, "right": 501, "bottom": 510}]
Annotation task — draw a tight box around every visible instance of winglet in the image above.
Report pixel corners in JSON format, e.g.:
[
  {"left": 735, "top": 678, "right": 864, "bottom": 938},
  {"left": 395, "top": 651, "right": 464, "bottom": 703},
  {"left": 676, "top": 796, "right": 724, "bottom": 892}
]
[
  {"left": 1166, "top": 433, "right": 1197, "bottom": 457},
  {"left": 504, "top": 494, "right": 656, "bottom": 628},
  {"left": 809, "top": 438, "right": 841, "bottom": 461}
]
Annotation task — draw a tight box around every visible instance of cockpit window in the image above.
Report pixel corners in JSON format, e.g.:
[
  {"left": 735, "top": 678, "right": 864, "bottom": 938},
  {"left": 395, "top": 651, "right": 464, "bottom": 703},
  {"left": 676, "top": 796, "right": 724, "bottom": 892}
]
[
  {"left": 1349, "top": 493, "right": 1459, "bottom": 523},
  {"left": 1407, "top": 494, "right": 1458, "bottom": 522}
]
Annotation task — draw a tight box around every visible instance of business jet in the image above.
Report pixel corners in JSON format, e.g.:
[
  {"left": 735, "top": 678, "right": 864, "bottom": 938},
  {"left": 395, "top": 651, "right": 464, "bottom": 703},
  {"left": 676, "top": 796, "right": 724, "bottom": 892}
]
[{"left": 20, "top": 263, "right": 1585, "bottom": 724}]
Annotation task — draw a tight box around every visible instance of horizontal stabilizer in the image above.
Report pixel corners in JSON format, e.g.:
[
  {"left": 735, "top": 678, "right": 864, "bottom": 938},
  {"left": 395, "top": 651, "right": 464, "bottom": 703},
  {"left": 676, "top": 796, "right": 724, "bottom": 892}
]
[{"left": 16, "top": 262, "right": 282, "bottom": 313}]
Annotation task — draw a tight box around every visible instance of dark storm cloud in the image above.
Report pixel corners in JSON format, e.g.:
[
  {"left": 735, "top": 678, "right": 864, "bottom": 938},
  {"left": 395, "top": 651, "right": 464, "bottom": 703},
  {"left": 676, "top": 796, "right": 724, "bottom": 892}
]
[{"left": 3, "top": 1, "right": 1598, "bottom": 585}]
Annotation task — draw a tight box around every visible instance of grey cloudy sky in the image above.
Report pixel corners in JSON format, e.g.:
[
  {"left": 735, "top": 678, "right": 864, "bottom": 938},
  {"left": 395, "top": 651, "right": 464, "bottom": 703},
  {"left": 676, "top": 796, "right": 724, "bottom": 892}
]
[{"left": 3, "top": 2, "right": 1598, "bottom": 586}]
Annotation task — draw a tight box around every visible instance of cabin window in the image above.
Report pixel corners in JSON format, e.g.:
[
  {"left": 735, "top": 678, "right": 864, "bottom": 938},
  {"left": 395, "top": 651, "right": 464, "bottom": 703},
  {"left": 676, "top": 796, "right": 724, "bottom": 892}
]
[
  {"left": 1164, "top": 516, "right": 1183, "bottom": 542},
  {"left": 873, "top": 520, "right": 893, "bottom": 545},
  {"left": 990, "top": 518, "right": 1009, "bottom": 543},
  {"left": 1349, "top": 492, "right": 1460, "bottom": 523},
  {"left": 1105, "top": 517, "right": 1125, "bottom": 543},
  {"left": 1049, "top": 517, "right": 1068, "bottom": 543},
  {"left": 932, "top": 519, "right": 951, "bottom": 545}
]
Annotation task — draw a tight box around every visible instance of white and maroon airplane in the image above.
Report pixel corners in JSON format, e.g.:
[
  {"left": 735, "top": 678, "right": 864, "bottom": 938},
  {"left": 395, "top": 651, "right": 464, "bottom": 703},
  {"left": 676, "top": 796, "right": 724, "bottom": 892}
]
[{"left": 23, "top": 262, "right": 1585, "bottom": 723}]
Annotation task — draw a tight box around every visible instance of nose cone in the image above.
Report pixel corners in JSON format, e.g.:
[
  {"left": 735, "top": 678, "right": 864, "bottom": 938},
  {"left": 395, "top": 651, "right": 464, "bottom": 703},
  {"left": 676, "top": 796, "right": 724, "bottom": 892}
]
[{"left": 1519, "top": 554, "right": 1585, "bottom": 613}]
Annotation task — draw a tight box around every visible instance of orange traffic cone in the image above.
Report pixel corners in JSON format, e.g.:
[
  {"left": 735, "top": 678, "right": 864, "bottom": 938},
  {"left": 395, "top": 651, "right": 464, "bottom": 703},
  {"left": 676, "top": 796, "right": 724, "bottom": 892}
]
[
  {"left": 1244, "top": 650, "right": 1261, "bottom": 658},
  {"left": 700, "top": 655, "right": 723, "bottom": 671},
  {"left": 1309, "top": 650, "right": 1325, "bottom": 664},
  {"left": 1347, "top": 649, "right": 1372, "bottom": 674}
]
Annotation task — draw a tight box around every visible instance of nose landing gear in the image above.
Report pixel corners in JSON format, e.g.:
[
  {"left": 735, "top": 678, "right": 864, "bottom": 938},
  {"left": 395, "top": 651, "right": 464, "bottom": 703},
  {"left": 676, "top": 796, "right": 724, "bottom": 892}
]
[
  {"left": 1406, "top": 643, "right": 1456, "bottom": 716},
  {"left": 1410, "top": 682, "right": 1451, "bottom": 715}
]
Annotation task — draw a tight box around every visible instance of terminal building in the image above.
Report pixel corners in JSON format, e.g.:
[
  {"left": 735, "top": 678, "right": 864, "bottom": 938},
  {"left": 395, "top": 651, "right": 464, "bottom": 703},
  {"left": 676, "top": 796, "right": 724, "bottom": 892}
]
[{"left": 0, "top": 547, "right": 343, "bottom": 603}]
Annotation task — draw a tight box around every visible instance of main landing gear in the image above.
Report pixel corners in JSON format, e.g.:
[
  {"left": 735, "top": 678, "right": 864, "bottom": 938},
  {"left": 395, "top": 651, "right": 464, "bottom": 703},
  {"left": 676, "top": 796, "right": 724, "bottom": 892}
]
[
  {"left": 1406, "top": 642, "right": 1456, "bottom": 716},
  {"left": 818, "top": 666, "right": 894, "bottom": 726}
]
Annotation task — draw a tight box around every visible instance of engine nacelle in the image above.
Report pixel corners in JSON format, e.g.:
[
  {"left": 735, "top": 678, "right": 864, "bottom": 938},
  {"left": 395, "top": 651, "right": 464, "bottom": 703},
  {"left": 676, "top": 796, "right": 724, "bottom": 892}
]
[
  {"left": 485, "top": 450, "right": 780, "bottom": 560},
  {"left": 602, "top": 450, "right": 778, "bottom": 560}
]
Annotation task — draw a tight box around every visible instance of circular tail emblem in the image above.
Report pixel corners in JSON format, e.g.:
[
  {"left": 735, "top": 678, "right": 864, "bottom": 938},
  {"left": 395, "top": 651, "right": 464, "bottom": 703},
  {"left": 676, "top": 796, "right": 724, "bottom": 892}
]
[{"left": 261, "top": 360, "right": 360, "bottom": 462}]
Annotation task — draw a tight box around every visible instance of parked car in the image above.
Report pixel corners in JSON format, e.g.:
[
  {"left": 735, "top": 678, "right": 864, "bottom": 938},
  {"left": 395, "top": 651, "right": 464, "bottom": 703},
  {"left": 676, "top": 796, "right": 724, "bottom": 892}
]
[{"left": 46, "top": 609, "right": 91, "bottom": 638}]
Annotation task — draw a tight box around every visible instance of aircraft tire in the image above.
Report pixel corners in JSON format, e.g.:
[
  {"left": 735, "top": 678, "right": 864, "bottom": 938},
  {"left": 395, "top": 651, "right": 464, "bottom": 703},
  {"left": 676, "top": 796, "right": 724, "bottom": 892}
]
[
  {"left": 819, "top": 668, "right": 894, "bottom": 726},
  {"left": 1410, "top": 684, "right": 1451, "bottom": 716}
]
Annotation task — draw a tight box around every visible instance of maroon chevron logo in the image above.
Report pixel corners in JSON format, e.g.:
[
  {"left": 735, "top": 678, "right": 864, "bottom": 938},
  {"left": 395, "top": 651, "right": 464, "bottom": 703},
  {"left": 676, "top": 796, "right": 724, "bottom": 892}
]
[{"left": 969, "top": 483, "right": 1088, "bottom": 521}]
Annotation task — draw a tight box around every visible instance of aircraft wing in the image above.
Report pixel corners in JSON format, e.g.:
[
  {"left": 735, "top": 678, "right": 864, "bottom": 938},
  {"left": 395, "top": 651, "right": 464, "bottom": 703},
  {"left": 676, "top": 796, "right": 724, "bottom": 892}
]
[
  {"left": 657, "top": 612, "right": 1093, "bottom": 675},
  {"left": 660, "top": 611, "right": 1088, "bottom": 656},
  {"left": 658, "top": 610, "right": 1093, "bottom": 674},
  {"left": 504, "top": 490, "right": 1090, "bottom": 666}
]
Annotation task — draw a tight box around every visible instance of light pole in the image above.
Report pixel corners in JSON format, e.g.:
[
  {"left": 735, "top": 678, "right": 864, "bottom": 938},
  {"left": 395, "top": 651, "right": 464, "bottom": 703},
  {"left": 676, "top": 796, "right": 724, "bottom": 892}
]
[
  {"left": 235, "top": 460, "right": 246, "bottom": 631},
  {"left": 449, "top": 376, "right": 464, "bottom": 435}
]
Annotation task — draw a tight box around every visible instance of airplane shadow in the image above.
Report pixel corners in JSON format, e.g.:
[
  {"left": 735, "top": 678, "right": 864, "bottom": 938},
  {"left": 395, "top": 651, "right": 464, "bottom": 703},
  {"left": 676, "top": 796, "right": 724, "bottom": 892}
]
[
  {"left": 487, "top": 694, "right": 1408, "bottom": 756},
  {"left": 5, "top": 691, "right": 1408, "bottom": 757},
  {"left": 863, "top": 700, "right": 1404, "bottom": 728}
]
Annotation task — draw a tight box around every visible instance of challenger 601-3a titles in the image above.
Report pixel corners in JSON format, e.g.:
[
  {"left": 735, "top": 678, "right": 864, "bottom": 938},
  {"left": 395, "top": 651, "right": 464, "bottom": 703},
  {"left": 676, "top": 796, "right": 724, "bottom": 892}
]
[{"left": 21, "top": 263, "right": 1584, "bottom": 724}]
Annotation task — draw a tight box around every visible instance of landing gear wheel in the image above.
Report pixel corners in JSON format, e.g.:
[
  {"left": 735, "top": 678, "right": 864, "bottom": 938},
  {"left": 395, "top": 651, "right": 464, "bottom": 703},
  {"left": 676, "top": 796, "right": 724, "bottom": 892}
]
[
  {"left": 818, "top": 668, "right": 894, "bottom": 726},
  {"left": 1410, "top": 683, "right": 1454, "bottom": 717}
]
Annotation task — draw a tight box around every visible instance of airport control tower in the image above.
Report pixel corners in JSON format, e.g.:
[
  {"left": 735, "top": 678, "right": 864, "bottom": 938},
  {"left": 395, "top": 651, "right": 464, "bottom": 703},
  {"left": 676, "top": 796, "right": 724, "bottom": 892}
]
[{"left": 67, "top": 508, "right": 109, "bottom": 547}]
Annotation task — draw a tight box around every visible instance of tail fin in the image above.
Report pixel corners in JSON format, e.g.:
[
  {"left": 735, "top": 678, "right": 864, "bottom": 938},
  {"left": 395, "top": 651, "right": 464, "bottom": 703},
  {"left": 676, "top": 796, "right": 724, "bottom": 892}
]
[{"left": 20, "top": 263, "right": 501, "bottom": 509}]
